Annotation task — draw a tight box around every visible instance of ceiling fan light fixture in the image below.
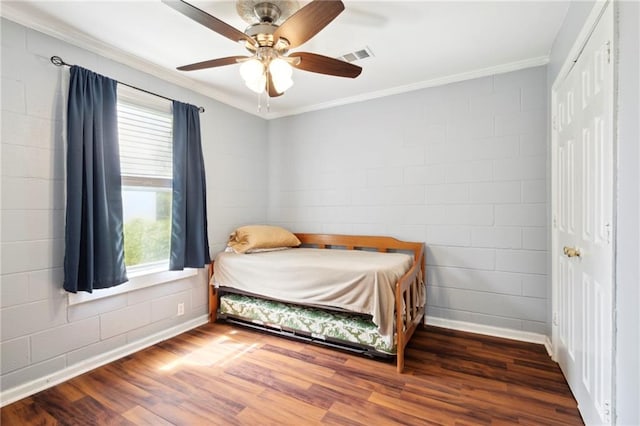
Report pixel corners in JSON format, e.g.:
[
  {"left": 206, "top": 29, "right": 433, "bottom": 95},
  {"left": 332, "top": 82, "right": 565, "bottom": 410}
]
[
  {"left": 269, "top": 57, "right": 294, "bottom": 93},
  {"left": 240, "top": 58, "right": 266, "bottom": 93},
  {"left": 246, "top": 73, "right": 267, "bottom": 94},
  {"left": 166, "top": 0, "right": 361, "bottom": 98}
]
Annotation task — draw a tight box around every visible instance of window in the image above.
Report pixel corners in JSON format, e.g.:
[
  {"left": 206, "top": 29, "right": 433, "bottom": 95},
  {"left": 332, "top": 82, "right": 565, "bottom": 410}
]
[
  {"left": 68, "top": 85, "right": 198, "bottom": 305},
  {"left": 117, "top": 86, "right": 173, "bottom": 272}
]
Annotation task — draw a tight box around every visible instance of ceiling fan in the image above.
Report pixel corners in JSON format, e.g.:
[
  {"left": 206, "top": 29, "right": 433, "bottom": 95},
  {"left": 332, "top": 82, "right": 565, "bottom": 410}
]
[{"left": 162, "top": 0, "right": 362, "bottom": 97}]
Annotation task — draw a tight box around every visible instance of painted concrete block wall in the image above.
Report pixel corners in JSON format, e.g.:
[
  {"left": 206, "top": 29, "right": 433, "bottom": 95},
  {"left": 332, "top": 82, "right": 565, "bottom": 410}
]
[
  {"left": 0, "top": 18, "right": 268, "bottom": 394},
  {"left": 268, "top": 66, "right": 548, "bottom": 334}
]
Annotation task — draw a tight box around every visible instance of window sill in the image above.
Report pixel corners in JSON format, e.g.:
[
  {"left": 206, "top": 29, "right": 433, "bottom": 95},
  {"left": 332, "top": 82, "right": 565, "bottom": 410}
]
[{"left": 67, "top": 266, "right": 198, "bottom": 306}]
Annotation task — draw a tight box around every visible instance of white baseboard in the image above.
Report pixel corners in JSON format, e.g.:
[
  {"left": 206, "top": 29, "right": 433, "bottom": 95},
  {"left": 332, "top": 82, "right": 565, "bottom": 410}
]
[
  {"left": 426, "top": 316, "right": 550, "bottom": 348},
  {"left": 544, "top": 335, "right": 553, "bottom": 357},
  {"left": 0, "top": 315, "right": 209, "bottom": 407}
]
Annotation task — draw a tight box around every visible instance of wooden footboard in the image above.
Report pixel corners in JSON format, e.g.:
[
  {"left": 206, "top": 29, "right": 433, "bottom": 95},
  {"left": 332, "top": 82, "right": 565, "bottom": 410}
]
[{"left": 208, "top": 233, "right": 426, "bottom": 373}]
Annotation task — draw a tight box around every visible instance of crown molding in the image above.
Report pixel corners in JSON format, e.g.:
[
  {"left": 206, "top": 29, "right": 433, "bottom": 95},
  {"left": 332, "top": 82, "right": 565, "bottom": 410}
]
[
  {"left": 266, "top": 55, "right": 550, "bottom": 119},
  {"left": 0, "top": 3, "right": 263, "bottom": 118},
  {"left": 1, "top": 3, "right": 549, "bottom": 121}
]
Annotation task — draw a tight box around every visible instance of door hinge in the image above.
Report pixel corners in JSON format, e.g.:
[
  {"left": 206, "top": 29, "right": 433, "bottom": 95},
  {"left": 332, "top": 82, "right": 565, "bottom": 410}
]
[
  {"left": 603, "top": 400, "right": 611, "bottom": 423},
  {"left": 606, "top": 41, "right": 611, "bottom": 64},
  {"left": 604, "top": 223, "right": 611, "bottom": 244},
  {"left": 553, "top": 214, "right": 558, "bottom": 229},
  {"left": 553, "top": 312, "right": 558, "bottom": 326},
  {"left": 552, "top": 115, "right": 558, "bottom": 131}
]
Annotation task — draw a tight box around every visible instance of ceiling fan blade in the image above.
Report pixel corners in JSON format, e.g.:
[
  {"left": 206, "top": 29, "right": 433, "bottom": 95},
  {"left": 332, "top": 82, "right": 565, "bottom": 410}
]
[
  {"left": 273, "top": 0, "right": 345, "bottom": 49},
  {"left": 162, "top": 0, "right": 256, "bottom": 47},
  {"left": 177, "top": 56, "right": 249, "bottom": 71},
  {"left": 267, "top": 71, "right": 284, "bottom": 98},
  {"left": 289, "top": 52, "right": 362, "bottom": 78}
]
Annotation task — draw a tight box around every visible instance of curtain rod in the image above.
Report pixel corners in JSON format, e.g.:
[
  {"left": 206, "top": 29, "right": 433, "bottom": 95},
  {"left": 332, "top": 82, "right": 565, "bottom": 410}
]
[{"left": 50, "top": 56, "right": 205, "bottom": 113}]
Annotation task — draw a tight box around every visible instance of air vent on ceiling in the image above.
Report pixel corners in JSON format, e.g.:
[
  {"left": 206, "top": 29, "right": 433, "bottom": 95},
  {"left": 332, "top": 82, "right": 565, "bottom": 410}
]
[{"left": 337, "top": 47, "right": 374, "bottom": 63}]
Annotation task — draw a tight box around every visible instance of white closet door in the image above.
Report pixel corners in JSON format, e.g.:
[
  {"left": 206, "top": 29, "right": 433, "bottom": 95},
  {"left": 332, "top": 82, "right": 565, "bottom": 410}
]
[{"left": 552, "top": 2, "right": 614, "bottom": 425}]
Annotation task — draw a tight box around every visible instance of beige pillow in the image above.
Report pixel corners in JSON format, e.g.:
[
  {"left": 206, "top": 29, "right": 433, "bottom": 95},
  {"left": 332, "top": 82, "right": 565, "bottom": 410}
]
[{"left": 227, "top": 225, "right": 301, "bottom": 254}]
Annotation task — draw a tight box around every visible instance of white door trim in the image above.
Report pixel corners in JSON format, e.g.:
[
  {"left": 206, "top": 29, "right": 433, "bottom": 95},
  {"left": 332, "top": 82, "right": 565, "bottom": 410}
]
[{"left": 552, "top": 0, "right": 611, "bottom": 91}]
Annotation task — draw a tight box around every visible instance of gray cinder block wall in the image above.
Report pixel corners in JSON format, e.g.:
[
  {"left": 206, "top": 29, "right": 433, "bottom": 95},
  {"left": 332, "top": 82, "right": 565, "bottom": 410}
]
[
  {"left": 267, "top": 66, "right": 549, "bottom": 335},
  {"left": 0, "top": 18, "right": 268, "bottom": 398}
]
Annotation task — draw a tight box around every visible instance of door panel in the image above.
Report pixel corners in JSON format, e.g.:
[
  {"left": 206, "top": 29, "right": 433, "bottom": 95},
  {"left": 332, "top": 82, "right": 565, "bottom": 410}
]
[{"left": 552, "top": 2, "right": 614, "bottom": 424}]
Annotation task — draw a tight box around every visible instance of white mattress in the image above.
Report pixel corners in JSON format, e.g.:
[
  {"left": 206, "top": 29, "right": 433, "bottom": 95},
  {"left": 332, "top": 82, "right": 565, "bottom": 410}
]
[{"left": 212, "top": 248, "right": 414, "bottom": 338}]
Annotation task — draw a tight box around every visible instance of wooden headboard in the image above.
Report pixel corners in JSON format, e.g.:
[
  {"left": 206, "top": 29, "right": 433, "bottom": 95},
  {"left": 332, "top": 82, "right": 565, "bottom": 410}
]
[{"left": 294, "top": 233, "right": 424, "bottom": 264}]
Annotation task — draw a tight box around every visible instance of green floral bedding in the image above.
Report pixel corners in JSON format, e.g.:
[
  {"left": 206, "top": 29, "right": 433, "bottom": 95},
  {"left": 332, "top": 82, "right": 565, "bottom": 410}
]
[{"left": 219, "top": 293, "right": 396, "bottom": 354}]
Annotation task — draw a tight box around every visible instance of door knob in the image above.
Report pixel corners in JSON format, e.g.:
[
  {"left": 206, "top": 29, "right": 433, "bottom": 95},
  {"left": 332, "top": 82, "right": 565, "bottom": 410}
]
[{"left": 563, "top": 246, "right": 581, "bottom": 258}]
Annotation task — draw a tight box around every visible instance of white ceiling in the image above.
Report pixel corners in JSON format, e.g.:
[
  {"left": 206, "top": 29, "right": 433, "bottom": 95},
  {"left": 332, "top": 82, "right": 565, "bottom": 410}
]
[{"left": 1, "top": 1, "right": 569, "bottom": 119}]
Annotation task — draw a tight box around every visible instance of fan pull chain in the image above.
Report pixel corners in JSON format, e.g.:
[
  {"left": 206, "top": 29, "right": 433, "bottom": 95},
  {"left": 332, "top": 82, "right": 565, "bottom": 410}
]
[{"left": 265, "top": 74, "right": 271, "bottom": 113}]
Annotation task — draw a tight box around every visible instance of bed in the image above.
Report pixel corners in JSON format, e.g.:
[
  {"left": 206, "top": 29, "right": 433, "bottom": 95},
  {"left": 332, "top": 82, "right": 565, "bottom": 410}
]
[{"left": 208, "top": 230, "right": 426, "bottom": 373}]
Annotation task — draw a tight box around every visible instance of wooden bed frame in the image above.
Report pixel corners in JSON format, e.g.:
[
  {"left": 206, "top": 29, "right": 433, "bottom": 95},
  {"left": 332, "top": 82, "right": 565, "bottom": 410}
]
[{"left": 208, "top": 233, "right": 426, "bottom": 373}]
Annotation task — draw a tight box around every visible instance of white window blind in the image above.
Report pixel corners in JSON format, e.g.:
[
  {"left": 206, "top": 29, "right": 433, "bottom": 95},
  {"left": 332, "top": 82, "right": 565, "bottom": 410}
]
[
  {"left": 117, "top": 87, "right": 173, "bottom": 184},
  {"left": 116, "top": 85, "right": 174, "bottom": 270}
]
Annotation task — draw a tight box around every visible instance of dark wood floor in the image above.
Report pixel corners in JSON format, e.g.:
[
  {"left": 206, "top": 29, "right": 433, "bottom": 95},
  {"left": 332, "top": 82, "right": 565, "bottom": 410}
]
[{"left": 1, "top": 323, "right": 583, "bottom": 425}]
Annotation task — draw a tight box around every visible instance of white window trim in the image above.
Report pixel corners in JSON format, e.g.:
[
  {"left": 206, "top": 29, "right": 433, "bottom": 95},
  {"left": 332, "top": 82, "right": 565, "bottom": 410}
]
[{"left": 67, "top": 267, "right": 197, "bottom": 306}]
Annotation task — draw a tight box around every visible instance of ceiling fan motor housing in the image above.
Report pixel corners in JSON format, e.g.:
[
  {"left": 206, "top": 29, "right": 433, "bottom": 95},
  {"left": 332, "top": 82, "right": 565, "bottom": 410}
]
[
  {"left": 244, "top": 22, "right": 291, "bottom": 54},
  {"left": 253, "top": 2, "right": 281, "bottom": 22}
]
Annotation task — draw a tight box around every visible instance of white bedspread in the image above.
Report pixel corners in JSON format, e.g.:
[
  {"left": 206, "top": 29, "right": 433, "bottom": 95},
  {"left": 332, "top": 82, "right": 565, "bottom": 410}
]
[{"left": 212, "top": 248, "right": 413, "bottom": 338}]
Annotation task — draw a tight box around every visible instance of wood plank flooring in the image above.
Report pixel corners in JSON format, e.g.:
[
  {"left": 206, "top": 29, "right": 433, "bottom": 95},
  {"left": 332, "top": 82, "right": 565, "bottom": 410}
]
[{"left": 1, "top": 324, "right": 584, "bottom": 425}]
